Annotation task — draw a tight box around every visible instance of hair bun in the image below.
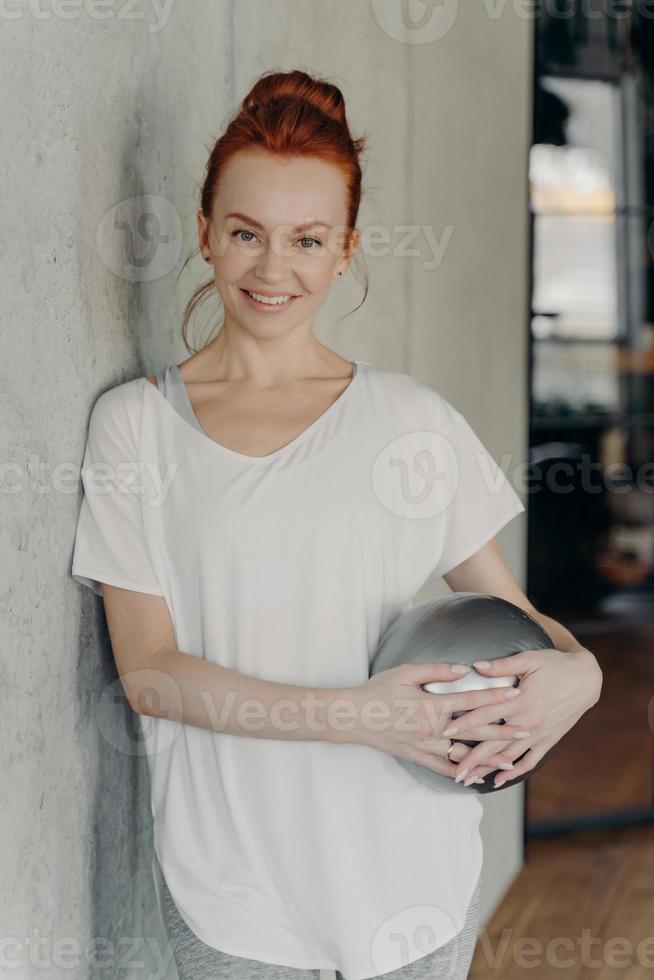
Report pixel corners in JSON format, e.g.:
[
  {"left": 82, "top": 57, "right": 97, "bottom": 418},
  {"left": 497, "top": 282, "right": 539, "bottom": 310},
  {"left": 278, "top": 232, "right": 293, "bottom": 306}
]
[{"left": 242, "top": 69, "right": 347, "bottom": 127}]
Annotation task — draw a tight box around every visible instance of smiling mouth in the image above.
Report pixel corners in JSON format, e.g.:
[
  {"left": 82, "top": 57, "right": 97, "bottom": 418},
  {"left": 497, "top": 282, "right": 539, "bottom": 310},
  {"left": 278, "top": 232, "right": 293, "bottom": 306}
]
[{"left": 240, "top": 288, "right": 300, "bottom": 309}]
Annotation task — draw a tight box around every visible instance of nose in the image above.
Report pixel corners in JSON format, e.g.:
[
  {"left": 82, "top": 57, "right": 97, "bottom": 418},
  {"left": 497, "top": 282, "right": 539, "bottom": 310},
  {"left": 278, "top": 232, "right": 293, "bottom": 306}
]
[{"left": 253, "top": 238, "right": 296, "bottom": 283}]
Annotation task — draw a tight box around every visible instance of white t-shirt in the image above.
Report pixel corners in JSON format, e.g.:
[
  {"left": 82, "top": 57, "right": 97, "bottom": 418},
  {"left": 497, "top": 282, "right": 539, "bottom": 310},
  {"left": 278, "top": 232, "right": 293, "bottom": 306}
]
[{"left": 71, "top": 358, "right": 524, "bottom": 979}]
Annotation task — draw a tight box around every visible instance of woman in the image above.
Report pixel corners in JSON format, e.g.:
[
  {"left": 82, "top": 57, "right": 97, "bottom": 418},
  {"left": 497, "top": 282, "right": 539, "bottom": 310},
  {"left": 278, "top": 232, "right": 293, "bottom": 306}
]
[{"left": 71, "top": 69, "right": 602, "bottom": 980}]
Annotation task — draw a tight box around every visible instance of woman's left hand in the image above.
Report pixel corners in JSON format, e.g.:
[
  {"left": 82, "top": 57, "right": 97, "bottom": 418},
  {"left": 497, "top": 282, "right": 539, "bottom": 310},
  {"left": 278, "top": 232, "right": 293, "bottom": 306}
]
[{"left": 445, "top": 648, "right": 603, "bottom": 788}]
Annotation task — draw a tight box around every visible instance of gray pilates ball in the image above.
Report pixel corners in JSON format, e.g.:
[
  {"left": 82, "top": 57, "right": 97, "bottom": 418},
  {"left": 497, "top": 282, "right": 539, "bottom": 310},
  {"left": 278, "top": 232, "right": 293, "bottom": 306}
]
[{"left": 369, "top": 592, "right": 553, "bottom": 795}]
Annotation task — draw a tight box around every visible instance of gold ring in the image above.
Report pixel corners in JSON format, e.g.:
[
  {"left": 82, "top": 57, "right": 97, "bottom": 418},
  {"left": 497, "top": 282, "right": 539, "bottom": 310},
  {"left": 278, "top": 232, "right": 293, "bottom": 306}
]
[{"left": 446, "top": 739, "right": 456, "bottom": 761}]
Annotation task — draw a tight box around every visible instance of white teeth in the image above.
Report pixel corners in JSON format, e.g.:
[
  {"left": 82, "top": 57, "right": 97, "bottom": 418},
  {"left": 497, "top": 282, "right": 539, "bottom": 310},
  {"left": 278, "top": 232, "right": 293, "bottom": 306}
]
[{"left": 247, "top": 290, "right": 293, "bottom": 306}]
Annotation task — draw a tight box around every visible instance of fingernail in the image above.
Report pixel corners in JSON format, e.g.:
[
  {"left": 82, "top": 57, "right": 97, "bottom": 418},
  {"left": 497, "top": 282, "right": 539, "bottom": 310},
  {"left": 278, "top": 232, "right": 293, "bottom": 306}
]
[
  {"left": 504, "top": 688, "right": 521, "bottom": 698},
  {"left": 473, "top": 777, "right": 485, "bottom": 784},
  {"left": 443, "top": 726, "right": 458, "bottom": 736},
  {"left": 495, "top": 778, "right": 507, "bottom": 788},
  {"left": 497, "top": 762, "right": 515, "bottom": 770},
  {"left": 515, "top": 730, "right": 531, "bottom": 738},
  {"left": 464, "top": 776, "right": 477, "bottom": 786},
  {"left": 473, "top": 661, "right": 491, "bottom": 668},
  {"left": 455, "top": 768, "right": 469, "bottom": 784},
  {"left": 451, "top": 664, "right": 470, "bottom": 674}
]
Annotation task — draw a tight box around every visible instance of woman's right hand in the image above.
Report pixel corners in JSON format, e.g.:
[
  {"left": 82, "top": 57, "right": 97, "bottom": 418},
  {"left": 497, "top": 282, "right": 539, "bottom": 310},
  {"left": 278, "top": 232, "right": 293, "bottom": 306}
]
[{"left": 346, "top": 662, "right": 525, "bottom": 782}]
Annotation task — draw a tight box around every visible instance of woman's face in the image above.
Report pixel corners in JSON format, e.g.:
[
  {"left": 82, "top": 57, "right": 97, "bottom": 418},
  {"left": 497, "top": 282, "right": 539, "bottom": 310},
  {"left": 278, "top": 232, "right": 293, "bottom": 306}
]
[{"left": 197, "top": 149, "right": 359, "bottom": 338}]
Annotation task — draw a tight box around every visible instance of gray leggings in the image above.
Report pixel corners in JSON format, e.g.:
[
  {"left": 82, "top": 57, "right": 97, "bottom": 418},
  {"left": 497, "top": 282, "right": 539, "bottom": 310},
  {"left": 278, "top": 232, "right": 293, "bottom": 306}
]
[{"left": 157, "top": 866, "right": 481, "bottom": 980}]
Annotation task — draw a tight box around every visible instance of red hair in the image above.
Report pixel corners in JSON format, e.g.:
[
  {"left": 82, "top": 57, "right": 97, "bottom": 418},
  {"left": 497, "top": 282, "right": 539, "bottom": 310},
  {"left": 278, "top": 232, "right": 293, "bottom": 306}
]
[{"left": 179, "top": 69, "right": 369, "bottom": 352}]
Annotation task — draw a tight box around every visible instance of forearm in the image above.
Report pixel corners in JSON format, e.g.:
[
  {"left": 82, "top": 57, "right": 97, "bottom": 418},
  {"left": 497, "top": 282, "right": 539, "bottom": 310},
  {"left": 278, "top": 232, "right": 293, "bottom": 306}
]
[
  {"left": 131, "top": 645, "right": 356, "bottom": 744},
  {"left": 530, "top": 609, "right": 603, "bottom": 702},
  {"left": 530, "top": 609, "right": 587, "bottom": 654}
]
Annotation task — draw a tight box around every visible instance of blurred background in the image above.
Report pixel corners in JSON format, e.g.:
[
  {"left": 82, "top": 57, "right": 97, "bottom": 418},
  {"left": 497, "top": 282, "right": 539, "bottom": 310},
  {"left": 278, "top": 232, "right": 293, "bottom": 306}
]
[
  {"left": 525, "top": 0, "right": 654, "bottom": 834},
  {"left": 491, "top": 5, "right": 654, "bottom": 976}
]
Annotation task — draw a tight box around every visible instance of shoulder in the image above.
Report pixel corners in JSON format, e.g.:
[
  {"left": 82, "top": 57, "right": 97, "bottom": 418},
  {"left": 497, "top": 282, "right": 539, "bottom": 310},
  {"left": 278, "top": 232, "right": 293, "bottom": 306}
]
[
  {"left": 86, "top": 377, "right": 148, "bottom": 447},
  {"left": 90, "top": 376, "right": 146, "bottom": 418},
  {"left": 360, "top": 361, "right": 462, "bottom": 433}
]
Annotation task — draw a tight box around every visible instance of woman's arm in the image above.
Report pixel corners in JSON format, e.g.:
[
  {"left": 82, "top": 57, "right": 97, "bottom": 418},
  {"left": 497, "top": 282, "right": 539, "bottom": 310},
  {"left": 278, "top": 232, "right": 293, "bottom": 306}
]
[
  {"left": 444, "top": 537, "right": 600, "bottom": 668},
  {"left": 523, "top": 608, "right": 588, "bottom": 655},
  {"left": 131, "top": 643, "right": 358, "bottom": 743},
  {"left": 440, "top": 538, "right": 603, "bottom": 784},
  {"left": 102, "top": 583, "right": 354, "bottom": 744}
]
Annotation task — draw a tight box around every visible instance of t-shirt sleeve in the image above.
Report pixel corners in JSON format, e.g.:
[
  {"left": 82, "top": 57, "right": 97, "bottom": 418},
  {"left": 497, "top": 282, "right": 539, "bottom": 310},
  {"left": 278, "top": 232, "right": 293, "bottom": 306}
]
[
  {"left": 430, "top": 408, "right": 526, "bottom": 580},
  {"left": 71, "top": 383, "right": 165, "bottom": 598}
]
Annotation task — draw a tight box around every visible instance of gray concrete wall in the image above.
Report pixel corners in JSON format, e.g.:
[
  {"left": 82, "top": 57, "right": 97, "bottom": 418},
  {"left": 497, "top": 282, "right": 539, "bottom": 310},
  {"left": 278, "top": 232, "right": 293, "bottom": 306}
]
[{"left": 2, "top": 2, "right": 532, "bottom": 976}]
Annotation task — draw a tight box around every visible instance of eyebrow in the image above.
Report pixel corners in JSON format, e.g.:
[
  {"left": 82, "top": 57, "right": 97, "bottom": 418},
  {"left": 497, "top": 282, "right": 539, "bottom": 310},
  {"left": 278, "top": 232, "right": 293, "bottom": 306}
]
[{"left": 224, "top": 212, "right": 332, "bottom": 232}]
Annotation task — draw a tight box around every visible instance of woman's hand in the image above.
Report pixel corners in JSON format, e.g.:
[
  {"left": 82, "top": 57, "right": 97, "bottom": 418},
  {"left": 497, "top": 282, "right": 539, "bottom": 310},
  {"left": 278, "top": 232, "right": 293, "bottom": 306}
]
[
  {"left": 444, "top": 648, "right": 603, "bottom": 788},
  {"left": 347, "top": 662, "right": 524, "bottom": 781}
]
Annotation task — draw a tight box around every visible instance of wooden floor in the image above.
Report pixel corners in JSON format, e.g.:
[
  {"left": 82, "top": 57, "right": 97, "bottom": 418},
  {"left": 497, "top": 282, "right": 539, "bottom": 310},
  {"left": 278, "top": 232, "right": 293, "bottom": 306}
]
[
  {"left": 469, "top": 824, "right": 654, "bottom": 978},
  {"left": 470, "top": 608, "right": 654, "bottom": 978}
]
